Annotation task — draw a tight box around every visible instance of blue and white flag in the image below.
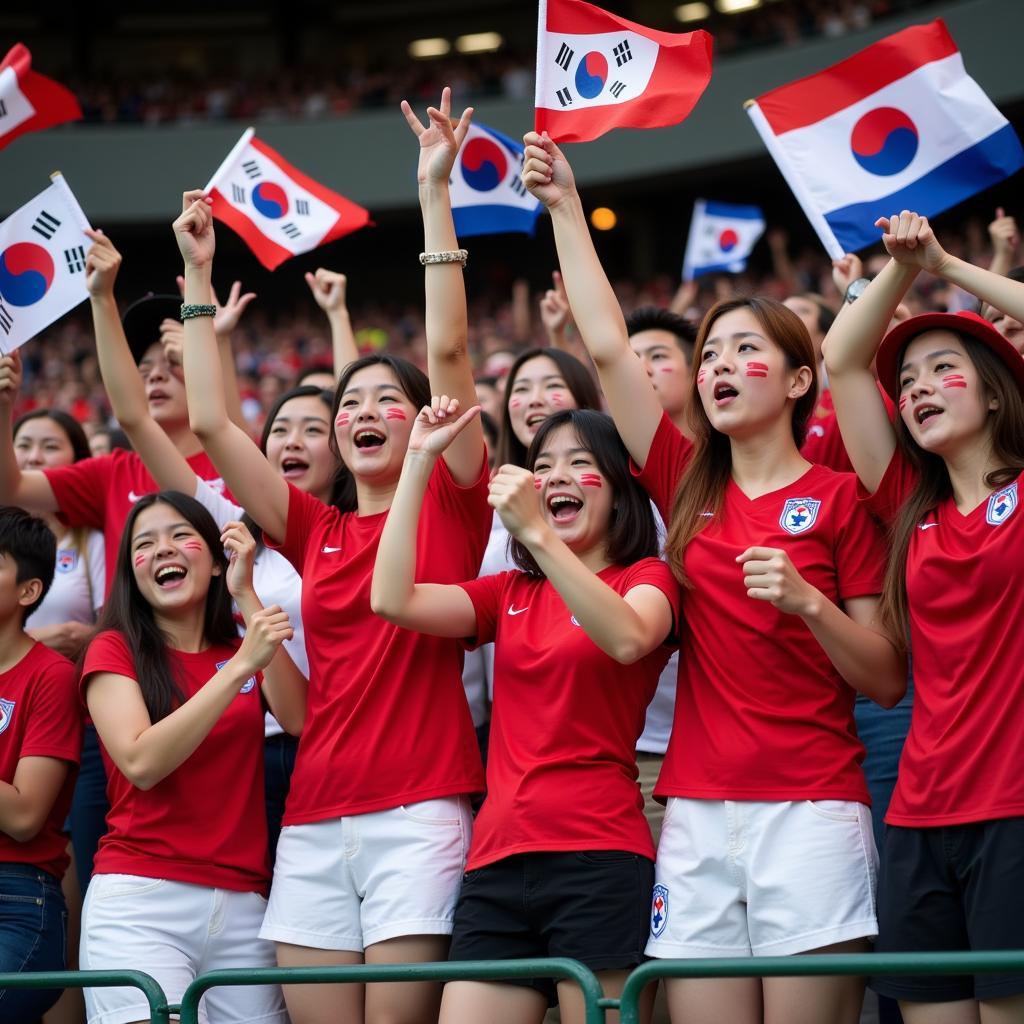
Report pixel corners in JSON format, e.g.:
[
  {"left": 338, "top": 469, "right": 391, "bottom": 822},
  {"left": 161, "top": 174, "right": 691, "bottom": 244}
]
[
  {"left": 450, "top": 123, "right": 542, "bottom": 237},
  {"left": 682, "top": 199, "right": 765, "bottom": 280}
]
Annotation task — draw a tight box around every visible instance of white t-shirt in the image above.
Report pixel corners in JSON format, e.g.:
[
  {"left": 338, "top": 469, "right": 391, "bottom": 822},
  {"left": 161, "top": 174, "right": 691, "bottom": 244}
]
[
  {"left": 27, "top": 529, "right": 105, "bottom": 629},
  {"left": 193, "top": 481, "right": 308, "bottom": 739}
]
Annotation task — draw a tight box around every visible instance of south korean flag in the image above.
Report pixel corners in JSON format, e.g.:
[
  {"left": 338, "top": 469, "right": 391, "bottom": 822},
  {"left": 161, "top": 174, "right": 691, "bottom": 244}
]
[{"left": 0, "top": 172, "right": 91, "bottom": 354}]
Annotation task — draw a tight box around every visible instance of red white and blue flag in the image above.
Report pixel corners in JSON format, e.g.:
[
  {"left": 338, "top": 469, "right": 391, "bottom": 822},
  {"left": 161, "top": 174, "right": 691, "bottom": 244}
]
[
  {"left": 682, "top": 199, "right": 766, "bottom": 281},
  {"left": 205, "top": 128, "right": 371, "bottom": 271},
  {"left": 0, "top": 173, "right": 92, "bottom": 355},
  {"left": 746, "top": 20, "right": 1024, "bottom": 258},
  {"left": 450, "top": 123, "right": 542, "bottom": 237},
  {"left": 535, "top": 0, "right": 712, "bottom": 144},
  {"left": 0, "top": 44, "right": 82, "bottom": 152}
]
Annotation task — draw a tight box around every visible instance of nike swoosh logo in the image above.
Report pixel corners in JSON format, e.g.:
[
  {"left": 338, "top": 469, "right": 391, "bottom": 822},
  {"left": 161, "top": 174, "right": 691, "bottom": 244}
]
[
  {"left": 918, "top": 523, "right": 939, "bottom": 531},
  {"left": 128, "top": 491, "right": 143, "bottom": 503},
  {"left": 507, "top": 605, "right": 529, "bottom": 616},
  {"left": 321, "top": 545, "right": 342, "bottom": 553}
]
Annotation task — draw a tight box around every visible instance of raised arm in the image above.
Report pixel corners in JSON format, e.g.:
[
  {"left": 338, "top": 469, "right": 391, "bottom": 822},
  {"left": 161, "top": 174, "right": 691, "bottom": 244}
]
[
  {"left": 173, "top": 191, "right": 290, "bottom": 541},
  {"left": 401, "top": 88, "right": 485, "bottom": 486},
  {"left": 0, "top": 352, "right": 59, "bottom": 514},
  {"left": 305, "top": 269, "right": 357, "bottom": 376},
  {"left": 522, "top": 132, "right": 663, "bottom": 467},
  {"left": 370, "top": 396, "right": 480, "bottom": 635},
  {"left": 987, "top": 207, "right": 1019, "bottom": 280}
]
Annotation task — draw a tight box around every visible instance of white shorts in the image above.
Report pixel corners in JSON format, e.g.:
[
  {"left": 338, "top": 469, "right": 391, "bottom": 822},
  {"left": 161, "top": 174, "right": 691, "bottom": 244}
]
[
  {"left": 647, "top": 798, "right": 878, "bottom": 959},
  {"left": 260, "top": 796, "right": 472, "bottom": 951},
  {"left": 81, "top": 873, "right": 285, "bottom": 1024}
]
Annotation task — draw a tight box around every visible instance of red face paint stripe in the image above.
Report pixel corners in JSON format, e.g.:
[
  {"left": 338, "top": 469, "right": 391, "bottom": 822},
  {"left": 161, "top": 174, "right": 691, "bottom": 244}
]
[
  {"left": 533, "top": 477, "right": 543, "bottom": 490},
  {"left": 697, "top": 370, "right": 706, "bottom": 385},
  {"left": 133, "top": 554, "right": 146, "bottom": 567},
  {"left": 899, "top": 395, "right": 909, "bottom": 410},
  {"left": 550, "top": 393, "right": 565, "bottom": 406},
  {"left": 745, "top": 371, "right": 768, "bottom": 377},
  {"left": 745, "top": 362, "right": 769, "bottom": 377},
  {"left": 335, "top": 412, "right": 351, "bottom": 427},
  {"left": 385, "top": 408, "right": 407, "bottom": 420},
  {"left": 509, "top": 397, "right": 522, "bottom": 409},
  {"left": 182, "top": 541, "right": 204, "bottom": 551},
  {"left": 942, "top": 375, "right": 968, "bottom": 388},
  {"left": 579, "top": 474, "right": 603, "bottom": 488}
]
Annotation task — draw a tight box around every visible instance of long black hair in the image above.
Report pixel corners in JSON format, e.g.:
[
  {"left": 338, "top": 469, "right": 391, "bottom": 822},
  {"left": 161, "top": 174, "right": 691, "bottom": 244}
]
[
  {"left": 91, "top": 491, "right": 237, "bottom": 723},
  {"left": 510, "top": 409, "right": 660, "bottom": 576},
  {"left": 327, "top": 353, "right": 431, "bottom": 513}
]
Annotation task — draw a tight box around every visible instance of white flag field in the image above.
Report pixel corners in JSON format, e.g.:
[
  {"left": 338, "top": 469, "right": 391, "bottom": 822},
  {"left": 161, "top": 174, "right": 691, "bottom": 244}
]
[{"left": 0, "top": 173, "right": 92, "bottom": 354}]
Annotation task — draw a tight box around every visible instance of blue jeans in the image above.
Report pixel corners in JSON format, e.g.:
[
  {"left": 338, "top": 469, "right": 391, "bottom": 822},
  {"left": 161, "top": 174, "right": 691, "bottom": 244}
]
[
  {"left": 264, "top": 733, "right": 298, "bottom": 870},
  {"left": 70, "top": 723, "right": 110, "bottom": 892},
  {"left": 0, "top": 864, "right": 68, "bottom": 1023}
]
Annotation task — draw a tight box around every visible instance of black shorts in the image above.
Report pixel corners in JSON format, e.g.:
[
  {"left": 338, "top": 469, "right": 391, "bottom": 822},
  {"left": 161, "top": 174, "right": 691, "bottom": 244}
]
[
  {"left": 449, "top": 850, "right": 654, "bottom": 1004},
  {"left": 873, "top": 818, "right": 1024, "bottom": 1002}
]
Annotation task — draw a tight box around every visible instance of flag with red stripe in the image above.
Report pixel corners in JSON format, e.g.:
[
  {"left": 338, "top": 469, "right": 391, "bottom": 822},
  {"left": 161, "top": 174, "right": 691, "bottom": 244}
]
[{"left": 0, "top": 44, "right": 82, "bottom": 152}]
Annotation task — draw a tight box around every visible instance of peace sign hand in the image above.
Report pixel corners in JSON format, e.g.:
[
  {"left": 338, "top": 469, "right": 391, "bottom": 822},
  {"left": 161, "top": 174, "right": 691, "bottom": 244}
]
[{"left": 400, "top": 86, "right": 474, "bottom": 187}]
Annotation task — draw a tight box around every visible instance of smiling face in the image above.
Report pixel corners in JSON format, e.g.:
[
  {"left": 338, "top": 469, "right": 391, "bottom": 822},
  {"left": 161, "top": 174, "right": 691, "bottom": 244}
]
[
  {"left": 507, "top": 355, "right": 578, "bottom": 448},
  {"left": 138, "top": 342, "right": 189, "bottom": 428},
  {"left": 265, "top": 395, "right": 337, "bottom": 501},
  {"left": 532, "top": 423, "right": 615, "bottom": 561},
  {"left": 898, "top": 331, "right": 994, "bottom": 454},
  {"left": 630, "top": 329, "right": 690, "bottom": 417},
  {"left": 13, "top": 416, "right": 76, "bottom": 470},
  {"left": 696, "top": 307, "right": 812, "bottom": 439},
  {"left": 130, "top": 502, "right": 219, "bottom": 617},
  {"left": 333, "top": 364, "right": 419, "bottom": 484}
]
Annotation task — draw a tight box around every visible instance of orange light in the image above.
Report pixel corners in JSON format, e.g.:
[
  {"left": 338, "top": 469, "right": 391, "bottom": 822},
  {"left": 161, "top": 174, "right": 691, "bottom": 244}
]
[{"left": 590, "top": 207, "right": 617, "bottom": 231}]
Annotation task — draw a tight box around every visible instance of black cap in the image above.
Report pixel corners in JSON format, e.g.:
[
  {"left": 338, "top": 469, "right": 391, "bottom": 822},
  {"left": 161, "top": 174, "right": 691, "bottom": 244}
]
[{"left": 121, "top": 294, "right": 181, "bottom": 364}]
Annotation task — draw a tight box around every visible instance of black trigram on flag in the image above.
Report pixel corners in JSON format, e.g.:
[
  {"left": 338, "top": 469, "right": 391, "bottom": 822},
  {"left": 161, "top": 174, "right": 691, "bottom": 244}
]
[
  {"left": 241, "top": 159, "right": 261, "bottom": 180},
  {"left": 555, "top": 42, "right": 574, "bottom": 71},
  {"left": 231, "top": 184, "right": 247, "bottom": 203},
  {"left": 612, "top": 40, "right": 633, "bottom": 67},
  {"left": 0, "top": 99, "right": 7, "bottom": 118},
  {"left": 0, "top": 301, "right": 13, "bottom": 335},
  {"left": 556, "top": 88, "right": 573, "bottom": 107},
  {"left": 32, "top": 211, "right": 61, "bottom": 240},
  {"left": 281, "top": 223, "right": 301, "bottom": 240},
  {"left": 508, "top": 167, "right": 528, "bottom": 198},
  {"left": 609, "top": 81, "right": 627, "bottom": 99},
  {"left": 296, "top": 199, "right": 310, "bottom": 216},
  {"left": 64, "top": 246, "right": 86, "bottom": 273}
]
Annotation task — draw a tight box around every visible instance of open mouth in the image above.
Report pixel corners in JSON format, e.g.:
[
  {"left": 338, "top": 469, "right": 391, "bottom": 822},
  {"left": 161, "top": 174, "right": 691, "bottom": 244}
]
[
  {"left": 713, "top": 381, "right": 739, "bottom": 404},
  {"left": 547, "top": 494, "right": 584, "bottom": 522},
  {"left": 148, "top": 389, "right": 170, "bottom": 403},
  {"left": 155, "top": 564, "right": 187, "bottom": 587},
  {"left": 525, "top": 412, "right": 548, "bottom": 430},
  {"left": 354, "top": 428, "right": 386, "bottom": 449},
  {"left": 915, "top": 404, "right": 943, "bottom": 425},
  {"left": 281, "top": 457, "right": 309, "bottom": 478}
]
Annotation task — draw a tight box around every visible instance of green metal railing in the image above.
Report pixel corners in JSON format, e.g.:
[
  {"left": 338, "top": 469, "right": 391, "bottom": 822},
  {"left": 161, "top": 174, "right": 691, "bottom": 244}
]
[{"left": 0, "top": 969, "right": 170, "bottom": 1024}]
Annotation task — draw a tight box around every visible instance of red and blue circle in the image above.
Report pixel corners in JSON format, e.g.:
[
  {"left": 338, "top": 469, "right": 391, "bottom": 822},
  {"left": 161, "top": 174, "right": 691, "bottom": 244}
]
[
  {"left": 461, "top": 137, "right": 507, "bottom": 192},
  {"left": 718, "top": 229, "right": 739, "bottom": 252},
  {"left": 0, "top": 242, "right": 55, "bottom": 307},
  {"left": 850, "top": 108, "right": 919, "bottom": 176},
  {"left": 575, "top": 51, "right": 608, "bottom": 100},
  {"left": 252, "top": 181, "right": 289, "bottom": 219}
]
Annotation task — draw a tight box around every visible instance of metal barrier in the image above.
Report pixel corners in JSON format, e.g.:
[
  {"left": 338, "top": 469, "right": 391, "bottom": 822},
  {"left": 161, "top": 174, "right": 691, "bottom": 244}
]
[
  {"left": 0, "top": 969, "right": 170, "bottom": 1024},
  {"left": 617, "top": 951, "right": 1024, "bottom": 1024},
  {"left": 177, "top": 958, "right": 605, "bottom": 1024}
]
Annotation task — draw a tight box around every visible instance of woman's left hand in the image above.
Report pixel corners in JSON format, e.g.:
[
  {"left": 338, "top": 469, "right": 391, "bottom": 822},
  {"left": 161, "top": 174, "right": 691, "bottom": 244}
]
[
  {"left": 221, "top": 520, "right": 257, "bottom": 599},
  {"left": 172, "top": 190, "right": 216, "bottom": 270},
  {"left": 408, "top": 396, "right": 481, "bottom": 457},
  {"left": 400, "top": 86, "right": 473, "bottom": 187},
  {"left": 736, "top": 547, "right": 821, "bottom": 617},
  {"left": 489, "top": 464, "right": 547, "bottom": 543}
]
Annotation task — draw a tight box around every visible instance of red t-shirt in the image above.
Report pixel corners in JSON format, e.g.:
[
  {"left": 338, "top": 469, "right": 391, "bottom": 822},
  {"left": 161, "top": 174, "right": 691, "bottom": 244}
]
[
  {"left": 802, "top": 384, "right": 897, "bottom": 476},
  {"left": 865, "top": 453, "right": 1024, "bottom": 826},
  {"left": 267, "top": 457, "right": 491, "bottom": 824},
  {"left": 81, "top": 631, "right": 268, "bottom": 893},
  {"left": 636, "top": 412, "right": 883, "bottom": 803},
  {"left": 44, "top": 448, "right": 226, "bottom": 598},
  {"left": 0, "top": 643, "right": 81, "bottom": 879},
  {"left": 459, "top": 560, "right": 680, "bottom": 869}
]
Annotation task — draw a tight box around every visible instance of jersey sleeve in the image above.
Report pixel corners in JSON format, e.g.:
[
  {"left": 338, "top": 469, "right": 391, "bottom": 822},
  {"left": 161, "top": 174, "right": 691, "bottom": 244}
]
[
  {"left": 80, "top": 630, "right": 137, "bottom": 705},
  {"left": 43, "top": 452, "right": 117, "bottom": 530},
  {"left": 859, "top": 449, "right": 918, "bottom": 528},
  {"left": 20, "top": 655, "right": 82, "bottom": 764},
  {"left": 620, "top": 557, "right": 683, "bottom": 642},
  {"left": 264, "top": 482, "right": 329, "bottom": 576},
  {"left": 193, "top": 479, "right": 243, "bottom": 529},
  {"left": 833, "top": 476, "right": 888, "bottom": 600},
  {"left": 425, "top": 452, "right": 493, "bottom": 574},
  {"left": 457, "top": 572, "right": 509, "bottom": 648},
  {"left": 86, "top": 531, "right": 106, "bottom": 614},
  {"left": 630, "top": 411, "right": 692, "bottom": 522}
]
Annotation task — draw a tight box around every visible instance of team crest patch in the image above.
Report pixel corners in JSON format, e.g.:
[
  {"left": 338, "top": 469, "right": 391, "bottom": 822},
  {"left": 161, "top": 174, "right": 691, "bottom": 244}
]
[
  {"left": 56, "top": 549, "right": 78, "bottom": 574},
  {"left": 780, "top": 497, "right": 821, "bottom": 535},
  {"left": 986, "top": 482, "right": 1018, "bottom": 526},
  {"left": 0, "top": 698, "right": 15, "bottom": 736},
  {"left": 651, "top": 884, "right": 669, "bottom": 939},
  {"left": 216, "top": 659, "right": 257, "bottom": 694}
]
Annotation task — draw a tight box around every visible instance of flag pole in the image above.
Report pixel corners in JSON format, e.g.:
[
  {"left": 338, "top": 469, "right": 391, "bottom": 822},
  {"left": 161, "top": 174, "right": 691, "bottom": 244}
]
[
  {"left": 534, "top": 0, "right": 547, "bottom": 133},
  {"left": 49, "top": 171, "right": 92, "bottom": 231},
  {"left": 744, "top": 100, "right": 845, "bottom": 260},
  {"left": 204, "top": 127, "right": 256, "bottom": 193}
]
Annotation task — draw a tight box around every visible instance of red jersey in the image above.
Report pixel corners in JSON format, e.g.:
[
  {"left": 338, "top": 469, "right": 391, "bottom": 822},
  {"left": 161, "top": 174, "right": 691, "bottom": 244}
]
[
  {"left": 44, "top": 448, "right": 226, "bottom": 598},
  {"left": 802, "top": 384, "right": 897, "bottom": 475},
  {"left": 636, "top": 412, "right": 883, "bottom": 803},
  {"left": 0, "top": 643, "right": 81, "bottom": 879},
  {"left": 267, "top": 457, "right": 490, "bottom": 824},
  {"left": 459, "top": 560, "right": 680, "bottom": 869},
  {"left": 81, "top": 631, "right": 268, "bottom": 893},
  {"left": 865, "top": 453, "right": 1024, "bottom": 826}
]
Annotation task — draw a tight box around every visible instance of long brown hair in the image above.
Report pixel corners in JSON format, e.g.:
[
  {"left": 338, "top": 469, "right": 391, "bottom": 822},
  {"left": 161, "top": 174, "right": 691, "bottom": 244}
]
[
  {"left": 880, "top": 334, "right": 1024, "bottom": 647},
  {"left": 665, "top": 297, "right": 818, "bottom": 585}
]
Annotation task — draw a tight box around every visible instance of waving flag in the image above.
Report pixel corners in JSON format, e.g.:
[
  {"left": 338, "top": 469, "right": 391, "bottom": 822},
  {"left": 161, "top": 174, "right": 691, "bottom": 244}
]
[
  {"left": 535, "top": 0, "right": 712, "bottom": 144},
  {"left": 205, "top": 129, "right": 371, "bottom": 271},
  {"left": 0, "top": 173, "right": 91, "bottom": 354},
  {"left": 682, "top": 199, "right": 765, "bottom": 280},
  {"left": 746, "top": 19, "right": 1024, "bottom": 257},
  {"left": 0, "top": 44, "right": 82, "bottom": 152},
  {"left": 450, "top": 123, "right": 542, "bottom": 237}
]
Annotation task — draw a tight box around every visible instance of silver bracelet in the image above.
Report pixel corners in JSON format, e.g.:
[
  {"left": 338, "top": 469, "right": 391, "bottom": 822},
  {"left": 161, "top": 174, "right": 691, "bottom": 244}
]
[
  {"left": 419, "top": 249, "right": 468, "bottom": 267},
  {"left": 180, "top": 303, "right": 217, "bottom": 320}
]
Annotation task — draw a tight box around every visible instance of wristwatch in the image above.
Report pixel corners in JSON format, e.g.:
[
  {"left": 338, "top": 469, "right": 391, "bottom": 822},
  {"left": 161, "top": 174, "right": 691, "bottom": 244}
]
[{"left": 843, "top": 277, "right": 870, "bottom": 304}]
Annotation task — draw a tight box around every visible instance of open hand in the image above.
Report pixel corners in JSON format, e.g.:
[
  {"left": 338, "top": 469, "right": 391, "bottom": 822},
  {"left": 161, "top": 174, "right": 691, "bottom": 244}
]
[
  {"left": 401, "top": 87, "right": 473, "bottom": 187},
  {"left": 407, "top": 395, "right": 481, "bottom": 457}
]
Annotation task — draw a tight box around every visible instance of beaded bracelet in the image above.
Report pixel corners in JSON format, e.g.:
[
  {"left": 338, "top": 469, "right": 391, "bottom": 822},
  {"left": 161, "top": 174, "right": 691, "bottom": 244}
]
[
  {"left": 180, "top": 303, "right": 217, "bottom": 320},
  {"left": 419, "top": 249, "right": 469, "bottom": 267}
]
